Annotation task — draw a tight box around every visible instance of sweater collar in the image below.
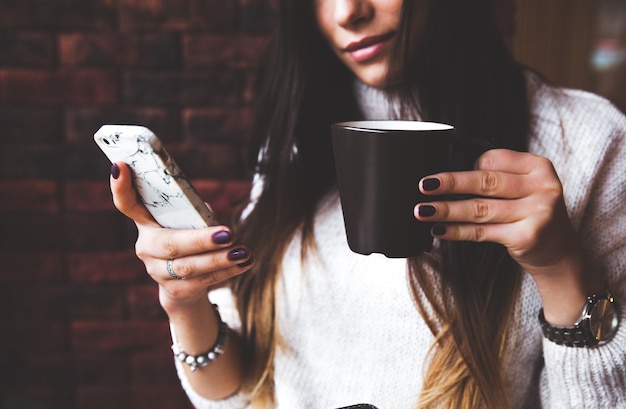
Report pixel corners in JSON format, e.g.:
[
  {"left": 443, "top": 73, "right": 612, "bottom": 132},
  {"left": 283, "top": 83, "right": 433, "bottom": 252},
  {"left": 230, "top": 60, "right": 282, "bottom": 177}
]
[{"left": 353, "top": 78, "right": 422, "bottom": 121}]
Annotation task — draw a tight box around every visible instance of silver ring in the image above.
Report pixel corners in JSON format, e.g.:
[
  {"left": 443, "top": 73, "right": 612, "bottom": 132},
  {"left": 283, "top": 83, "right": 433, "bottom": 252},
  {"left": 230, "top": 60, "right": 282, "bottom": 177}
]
[{"left": 166, "top": 258, "right": 184, "bottom": 280}]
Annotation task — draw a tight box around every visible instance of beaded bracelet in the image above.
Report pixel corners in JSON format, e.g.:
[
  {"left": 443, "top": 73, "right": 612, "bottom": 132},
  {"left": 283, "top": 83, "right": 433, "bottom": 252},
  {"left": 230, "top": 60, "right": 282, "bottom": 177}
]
[{"left": 172, "top": 304, "right": 229, "bottom": 372}]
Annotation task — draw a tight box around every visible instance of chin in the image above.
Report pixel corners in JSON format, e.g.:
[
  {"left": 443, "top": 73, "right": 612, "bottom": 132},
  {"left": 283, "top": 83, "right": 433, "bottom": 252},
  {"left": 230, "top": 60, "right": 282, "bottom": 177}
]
[
  {"left": 353, "top": 63, "right": 390, "bottom": 89},
  {"left": 357, "top": 73, "right": 389, "bottom": 89}
]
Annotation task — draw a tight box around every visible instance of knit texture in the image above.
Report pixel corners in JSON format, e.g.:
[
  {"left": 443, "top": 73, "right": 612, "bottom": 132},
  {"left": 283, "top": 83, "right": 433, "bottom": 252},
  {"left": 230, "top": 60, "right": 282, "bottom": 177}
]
[{"left": 175, "top": 75, "right": 626, "bottom": 409}]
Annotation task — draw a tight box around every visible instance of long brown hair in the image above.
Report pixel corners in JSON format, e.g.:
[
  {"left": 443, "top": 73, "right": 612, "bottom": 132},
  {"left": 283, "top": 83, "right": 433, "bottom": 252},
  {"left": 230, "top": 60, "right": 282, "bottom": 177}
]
[{"left": 232, "top": 0, "right": 530, "bottom": 407}]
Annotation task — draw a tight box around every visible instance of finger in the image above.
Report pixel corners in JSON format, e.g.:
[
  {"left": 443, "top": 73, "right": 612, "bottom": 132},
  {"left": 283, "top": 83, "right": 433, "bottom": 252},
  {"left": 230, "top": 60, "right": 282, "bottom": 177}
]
[
  {"left": 429, "top": 221, "right": 553, "bottom": 266},
  {"left": 429, "top": 222, "right": 519, "bottom": 247},
  {"left": 155, "top": 246, "right": 252, "bottom": 281},
  {"left": 419, "top": 150, "right": 559, "bottom": 198},
  {"left": 136, "top": 226, "right": 235, "bottom": 260},
  {"left": 420, "top": 170, "right": 532, "bottom": 199},
  {"left": 110, "top": 162, "right": 158, "bottom": 226},
  {"left": 196, "top": 261, "right": 253, "bottom": 286},
  {"left": 163, "top": 263, "right": 252, "bottom": 300},
  {"left": 158, "top": 258, "right": 254, "bottom": 301},
  {"left": 415, "top": 197, "right": 527, "bottom": 224},
  {"left": 475, "top": 149, "right": 544, "bottom": 174}
]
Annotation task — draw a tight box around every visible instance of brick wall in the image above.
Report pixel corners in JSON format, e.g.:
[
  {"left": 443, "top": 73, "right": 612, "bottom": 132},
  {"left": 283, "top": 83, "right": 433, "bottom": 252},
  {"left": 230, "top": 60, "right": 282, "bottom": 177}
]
[{"left": 0, "top": 1, "right": 273, "bottom": 408}]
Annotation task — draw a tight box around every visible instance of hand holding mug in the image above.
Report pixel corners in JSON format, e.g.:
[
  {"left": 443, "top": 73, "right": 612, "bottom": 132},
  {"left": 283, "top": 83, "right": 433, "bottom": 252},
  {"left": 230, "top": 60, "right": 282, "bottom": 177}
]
[
  {"left": 415, "top": 149, "right": 579, "bottom": 272},
  {"left": 414, "top": 149, "right": 603, "bottom": 325}
]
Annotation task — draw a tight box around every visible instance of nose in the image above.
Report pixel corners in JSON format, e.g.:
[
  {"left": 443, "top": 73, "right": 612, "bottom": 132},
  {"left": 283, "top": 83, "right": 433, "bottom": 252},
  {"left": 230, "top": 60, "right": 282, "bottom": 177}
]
[{"left": 334, "top": 0, "right": 374, "bottom": 29}]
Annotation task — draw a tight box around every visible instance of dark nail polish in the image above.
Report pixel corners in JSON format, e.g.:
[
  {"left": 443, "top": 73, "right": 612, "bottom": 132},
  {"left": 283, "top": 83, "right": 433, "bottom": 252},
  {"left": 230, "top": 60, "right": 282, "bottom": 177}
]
[
  {"left": 228, "top": 248, "right": 248, "bottom": 262},
  {"left": 111, "top": 163, "right": 120, "bottom": 179},
  {"left": 432, "top": 225, "right": 447, "bottom": 236},
  {"left": 212, "top": 230, "right": 232, "bottom": 245},
  {"left": 237, "top": 256, "right": 254, "bottom": 268},
  {"left": 422, "top": 178, "right": 441, "bottom": 191},
  {"left": 418, "top": 205, "right": 436, "bottom": 217}
]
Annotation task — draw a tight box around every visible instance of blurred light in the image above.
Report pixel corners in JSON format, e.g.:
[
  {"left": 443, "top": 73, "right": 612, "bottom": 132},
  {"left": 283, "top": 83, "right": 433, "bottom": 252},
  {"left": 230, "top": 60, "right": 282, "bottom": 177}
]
[{"left": 591, "top": 38, "right": 626, "bottom": 70}]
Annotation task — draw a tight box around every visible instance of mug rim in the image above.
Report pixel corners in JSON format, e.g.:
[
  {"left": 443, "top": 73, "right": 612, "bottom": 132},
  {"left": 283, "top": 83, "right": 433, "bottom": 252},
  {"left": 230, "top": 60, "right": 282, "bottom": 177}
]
[{"left": 334, "top": 120, "right": 453, "bottom": 132}]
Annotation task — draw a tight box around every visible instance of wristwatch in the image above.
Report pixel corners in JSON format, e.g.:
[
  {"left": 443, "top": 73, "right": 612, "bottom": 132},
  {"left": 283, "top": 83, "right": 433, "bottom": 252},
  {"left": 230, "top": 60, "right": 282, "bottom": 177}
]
[{"left": 538, "top": 291, "right": 620, "bottom": 347}]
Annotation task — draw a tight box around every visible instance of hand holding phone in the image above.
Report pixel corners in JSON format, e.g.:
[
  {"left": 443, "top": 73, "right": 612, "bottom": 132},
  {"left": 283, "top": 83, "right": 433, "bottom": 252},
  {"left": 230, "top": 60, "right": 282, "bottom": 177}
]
[{"left": 94, "top": 124, "right": 219, "bottom": 229}]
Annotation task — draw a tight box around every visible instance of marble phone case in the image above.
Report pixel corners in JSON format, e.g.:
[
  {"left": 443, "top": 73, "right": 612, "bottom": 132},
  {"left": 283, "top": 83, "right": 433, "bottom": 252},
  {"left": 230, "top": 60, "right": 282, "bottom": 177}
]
[{"left": 94, "top": 124, "right": 218, "bottom": 229}]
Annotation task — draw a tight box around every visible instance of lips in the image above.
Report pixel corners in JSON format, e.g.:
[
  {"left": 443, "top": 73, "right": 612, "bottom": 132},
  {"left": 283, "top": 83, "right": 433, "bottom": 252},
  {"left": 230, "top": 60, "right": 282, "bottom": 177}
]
[{"left": 343, "top": 31, "right": 396, "bottom": 62}]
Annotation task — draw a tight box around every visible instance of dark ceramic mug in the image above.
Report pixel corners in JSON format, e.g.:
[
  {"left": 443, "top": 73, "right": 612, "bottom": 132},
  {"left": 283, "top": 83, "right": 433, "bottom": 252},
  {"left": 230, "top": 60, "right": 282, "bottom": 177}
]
[{"left": 331, "top": 120, "right": 492, "bottom": 258}]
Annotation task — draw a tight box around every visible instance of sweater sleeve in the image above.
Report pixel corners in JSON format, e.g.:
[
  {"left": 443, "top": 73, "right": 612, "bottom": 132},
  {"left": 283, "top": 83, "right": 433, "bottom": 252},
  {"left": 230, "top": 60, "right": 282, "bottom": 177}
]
[
  {"left": 539, "top": 310, "right": 626, "bottom": 408},
  {"left": 173, "top": 360, "right": 251, "bottom": 409},
  {"left": 537, "top": 90, "right": 626, "bottom": 408},
  {"left": 171, "top": 288, "right": 252, "bottom": 409}
]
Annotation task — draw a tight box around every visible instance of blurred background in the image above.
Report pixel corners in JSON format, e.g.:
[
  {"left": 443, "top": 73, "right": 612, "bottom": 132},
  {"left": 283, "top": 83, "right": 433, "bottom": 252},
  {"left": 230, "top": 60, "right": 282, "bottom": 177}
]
[{"left": 0, "top": 0, "right": 624, "bottom": 408}]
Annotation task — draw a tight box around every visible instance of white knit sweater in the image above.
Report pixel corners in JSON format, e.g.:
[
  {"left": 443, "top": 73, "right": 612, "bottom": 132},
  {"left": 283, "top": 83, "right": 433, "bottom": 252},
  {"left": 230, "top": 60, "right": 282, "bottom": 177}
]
[{"left": 175, "top": 75, "right": 626, "bottom": 409}]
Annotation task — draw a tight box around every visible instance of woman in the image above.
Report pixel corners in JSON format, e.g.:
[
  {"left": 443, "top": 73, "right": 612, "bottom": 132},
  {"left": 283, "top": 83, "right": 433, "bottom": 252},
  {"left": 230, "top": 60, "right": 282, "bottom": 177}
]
[{"left": 109, "top": 0, "right": 626, "bottom": 407}]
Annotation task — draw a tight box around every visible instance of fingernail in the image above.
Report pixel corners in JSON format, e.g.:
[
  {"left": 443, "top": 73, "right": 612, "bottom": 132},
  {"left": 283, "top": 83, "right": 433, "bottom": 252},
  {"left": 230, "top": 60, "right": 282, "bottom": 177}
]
[
  {"left": 238, "top": 256, "right": 254, "bottom": 268},
  {"left": 432, "top": 225, "right": 447, "bottom": 236},
  {"left": 228, "top": 248, "right": 248, "bottom": 261},
  {"left": 418, "top": 205, "right": 436, "bottom": 217},
  {"left": 212, "top": 230, "right": 232, "bottom": 245},
  {"left": 111, "top": 163, "right": 120, "bottom": 179},
  {"left": 421, "top": 178, "right": 441, "bottom": 191}
]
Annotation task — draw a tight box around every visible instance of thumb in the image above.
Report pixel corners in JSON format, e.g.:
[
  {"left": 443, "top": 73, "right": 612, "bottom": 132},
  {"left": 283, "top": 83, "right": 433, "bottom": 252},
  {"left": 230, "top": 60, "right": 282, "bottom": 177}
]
[{"left": 110, "top": 162, "right": 159, "bottom": 227}]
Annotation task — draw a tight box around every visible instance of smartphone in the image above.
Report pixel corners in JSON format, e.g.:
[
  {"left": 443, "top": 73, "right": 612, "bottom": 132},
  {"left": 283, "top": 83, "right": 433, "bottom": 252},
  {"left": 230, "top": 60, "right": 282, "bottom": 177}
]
[{"left": 94, "top": 124, "right": 219, "bottom": 229}]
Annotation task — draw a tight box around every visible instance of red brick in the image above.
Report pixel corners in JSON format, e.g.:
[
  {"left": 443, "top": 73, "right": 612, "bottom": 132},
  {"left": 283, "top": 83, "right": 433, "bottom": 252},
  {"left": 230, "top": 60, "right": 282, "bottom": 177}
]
[
  {"left": 0, "top": 108, "right": 63, "bottom": 143},
  {"left": 0, "top": 32, "right": 56, "bottom": 67},
  {"left": 59, "top": 33, "right": 122, "bottom": 67},
  {"left": 64, "top": 180, "right": 116, "bottom": 212},
  {"left": 0, "top": 251, "right": 65, "bottom": 283},
  {"left": 65, "top": 107, "right": 182, "bottom": 143},
  {"left": 0, "top": 0, "right": 116, "bottom": 30},
  {"left": 183, "top": 107, "right": 252, "bottom": 142},
  {"left": 119, "top": 0, "right": 237, "bottom": 31},
  {"left": 123, "top": 71, "right": 244, "bottom": 106},
  {"left": 0, "top": 180, "right": 59, "bottom": 213},
  {"left": 183, "top": 34, "right": 269, "bottom": 69},
  {"left": 71, "top": 321, "right": 171, "bottom": 352},
  {"left": 59, "top": 32, "right": 179, "bottom": 69},
  {"left": 127, "top": 284, "right": 165, "bottom": 319},
  {"left": 69, "top": 251, "right": 146, "bottom": 283},
  {"left": 0, "top": 69, "right": 118, "bottom": 105}
]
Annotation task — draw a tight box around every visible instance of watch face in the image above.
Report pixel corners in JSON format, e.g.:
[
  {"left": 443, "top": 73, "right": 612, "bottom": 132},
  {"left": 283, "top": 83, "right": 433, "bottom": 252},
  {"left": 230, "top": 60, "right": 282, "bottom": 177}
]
[{"left": 589, "top": 299, "right": 619, "bottom": 341}]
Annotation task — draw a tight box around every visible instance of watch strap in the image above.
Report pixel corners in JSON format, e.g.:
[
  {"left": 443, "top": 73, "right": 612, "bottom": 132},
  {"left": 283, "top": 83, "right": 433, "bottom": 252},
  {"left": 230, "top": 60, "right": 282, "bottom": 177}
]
[
  {"left": 538, "top": 309, "right": 598, "bottom": 347},
  {"left": 538, "top": 291, "right": 620, "bottom": 348}
]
